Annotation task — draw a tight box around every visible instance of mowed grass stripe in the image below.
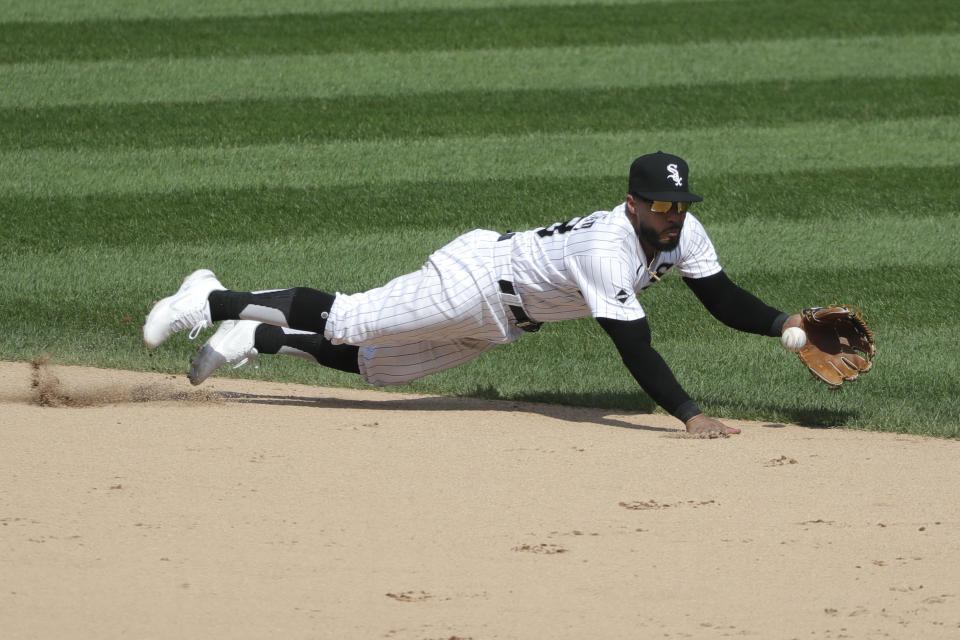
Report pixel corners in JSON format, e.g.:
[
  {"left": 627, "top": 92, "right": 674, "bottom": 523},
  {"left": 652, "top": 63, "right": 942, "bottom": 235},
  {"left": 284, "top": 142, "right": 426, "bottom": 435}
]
[
  {"left": 644, "top": 263, "right": 958, "bottom": 334},
  {"left": 3, "top": 0, "right": 955, "bottom": 62},
  {"left": 6, "top": 76, "right": 958, "bottom": 150},
  {"left": 5, "top": 167, "right": 959, "bottom": 250},
  {"left": 3, "top": 34, "right": 957, "bottom": 108},
  {"left": 1, "top": 0, "right": 704, "bottom": 24},
  {"left": 2, "top": 116, "right": 957, "bottom": 198}
]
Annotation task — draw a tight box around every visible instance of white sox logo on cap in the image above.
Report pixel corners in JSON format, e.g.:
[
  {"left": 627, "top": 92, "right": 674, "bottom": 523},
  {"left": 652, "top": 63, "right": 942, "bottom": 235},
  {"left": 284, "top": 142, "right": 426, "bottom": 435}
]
[
  {"left": 666, "top": 164, "right": 683, "bottom": 187},
  {"left": 628, "top": 151, "right": 702, "bottom": 202}
]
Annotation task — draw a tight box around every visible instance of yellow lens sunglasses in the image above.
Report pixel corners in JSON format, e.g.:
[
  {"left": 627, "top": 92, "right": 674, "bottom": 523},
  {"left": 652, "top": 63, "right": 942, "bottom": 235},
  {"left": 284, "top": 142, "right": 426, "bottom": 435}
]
[{"left": 648, "top": 200, "right": 690, "bottom": 214}]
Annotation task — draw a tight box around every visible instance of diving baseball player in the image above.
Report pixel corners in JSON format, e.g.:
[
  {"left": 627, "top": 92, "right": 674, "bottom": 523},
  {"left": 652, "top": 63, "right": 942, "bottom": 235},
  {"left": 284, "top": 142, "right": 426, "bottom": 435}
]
[{"left": 143, "top": 151, "right": 802, "bottom": 438}]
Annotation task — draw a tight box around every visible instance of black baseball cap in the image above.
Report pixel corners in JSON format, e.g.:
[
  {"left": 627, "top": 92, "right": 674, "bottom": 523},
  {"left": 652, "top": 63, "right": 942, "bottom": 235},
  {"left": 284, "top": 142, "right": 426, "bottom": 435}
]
[{"left": 628, "top": 151, "right": 702, "bottom": 202}]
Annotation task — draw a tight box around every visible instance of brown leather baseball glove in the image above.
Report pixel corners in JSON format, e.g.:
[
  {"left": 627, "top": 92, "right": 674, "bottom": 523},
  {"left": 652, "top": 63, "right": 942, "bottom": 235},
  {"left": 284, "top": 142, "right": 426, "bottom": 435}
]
[{"left": 797, "top": 305, "right": 876, "bottom": 388}]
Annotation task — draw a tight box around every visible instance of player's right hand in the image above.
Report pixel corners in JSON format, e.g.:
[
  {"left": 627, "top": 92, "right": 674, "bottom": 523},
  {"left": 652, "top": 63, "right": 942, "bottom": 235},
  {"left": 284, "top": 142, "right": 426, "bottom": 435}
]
[{"left": 685, "top": 413, "right": 740, "bottom": 438}]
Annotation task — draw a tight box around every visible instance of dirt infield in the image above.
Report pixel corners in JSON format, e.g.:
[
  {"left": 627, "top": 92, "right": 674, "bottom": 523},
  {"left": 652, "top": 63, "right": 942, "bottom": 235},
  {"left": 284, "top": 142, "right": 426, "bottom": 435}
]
[{"left": 2, "top": 360, "right": 958, "bottom": 639}]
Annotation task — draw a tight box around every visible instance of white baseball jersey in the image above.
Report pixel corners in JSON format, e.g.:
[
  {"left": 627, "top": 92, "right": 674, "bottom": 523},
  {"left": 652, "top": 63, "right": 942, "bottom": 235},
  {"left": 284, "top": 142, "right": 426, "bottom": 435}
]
[
  {"left": 325, "top": 203, "right": 722, "bottom": 386},
  {"left": 508, "top": 204, "right": 720, "bottom": 323}
]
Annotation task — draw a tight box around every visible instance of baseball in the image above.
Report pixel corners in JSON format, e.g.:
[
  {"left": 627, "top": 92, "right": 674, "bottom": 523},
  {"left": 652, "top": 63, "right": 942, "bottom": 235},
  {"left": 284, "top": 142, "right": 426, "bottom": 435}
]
[{"left": 781, "top": 326, "right": 807, "bottom": 352}]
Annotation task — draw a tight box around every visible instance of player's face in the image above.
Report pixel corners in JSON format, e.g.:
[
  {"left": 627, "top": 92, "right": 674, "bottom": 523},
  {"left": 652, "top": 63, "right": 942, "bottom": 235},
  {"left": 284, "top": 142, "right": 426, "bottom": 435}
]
[{"left": 628, "top": 195, "right": 687, "bottom": 251}]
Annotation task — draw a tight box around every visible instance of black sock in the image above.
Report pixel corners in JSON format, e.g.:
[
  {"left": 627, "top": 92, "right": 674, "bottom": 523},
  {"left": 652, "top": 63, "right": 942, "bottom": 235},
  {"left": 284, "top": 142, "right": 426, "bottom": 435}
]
[
  {"left": 208, "top": 290, "right": 254, "bottom": 322},
  {"left": 209, "top": 288, "right": 335, "bottom": 333},
  {"left": 254, "top": 324, "right": 360, "bottom": 375},
  {"left": 253, "top": 323, "right": 285, "bottom": 354}
]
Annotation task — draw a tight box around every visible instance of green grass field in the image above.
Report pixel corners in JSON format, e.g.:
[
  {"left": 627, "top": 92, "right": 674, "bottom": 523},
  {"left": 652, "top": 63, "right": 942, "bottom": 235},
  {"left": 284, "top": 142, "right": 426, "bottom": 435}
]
[{"left": 2, "top": 0, "right": 958, "bottom": 437}]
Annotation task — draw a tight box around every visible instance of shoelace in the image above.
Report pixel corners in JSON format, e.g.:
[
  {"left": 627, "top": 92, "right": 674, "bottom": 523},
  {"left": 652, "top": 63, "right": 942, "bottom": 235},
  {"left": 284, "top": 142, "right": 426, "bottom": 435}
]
[
  {"left": 188, "top": 323, "right": 206, "bottom": 340},
  {"left": 170, "top": 305, "right": 210, "bottom": 340},
  {"left": 176, "top": 302, "right": 212, "bottom": 339},
  {"left": 231, "top": 354, "right": 258, "bottom": 370}
]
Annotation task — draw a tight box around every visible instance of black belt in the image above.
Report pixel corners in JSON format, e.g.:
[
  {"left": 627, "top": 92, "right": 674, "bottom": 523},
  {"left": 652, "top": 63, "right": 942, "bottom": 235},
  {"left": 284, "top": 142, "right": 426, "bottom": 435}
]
[
  {"left": 496, "top": 231, "right": 541, "bottom": 332},
  {"left": 498, "top": 279, "right": 541, "bottom": 332}
]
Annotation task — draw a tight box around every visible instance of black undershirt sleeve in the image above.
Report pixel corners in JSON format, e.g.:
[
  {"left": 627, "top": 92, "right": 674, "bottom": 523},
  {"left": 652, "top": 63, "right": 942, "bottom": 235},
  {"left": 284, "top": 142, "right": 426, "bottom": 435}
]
[
  {"left": 683, "top": 270, "right": 789, "bottom": 337},
  {"left": 596, "top": 316, "right": 702, "bottom": 423}
]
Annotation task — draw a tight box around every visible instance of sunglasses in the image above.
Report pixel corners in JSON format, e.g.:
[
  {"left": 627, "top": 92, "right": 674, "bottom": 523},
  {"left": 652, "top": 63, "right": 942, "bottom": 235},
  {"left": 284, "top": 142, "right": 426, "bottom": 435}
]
[{"left": 648, "top": 200, "right": 690, "bottom": 214}]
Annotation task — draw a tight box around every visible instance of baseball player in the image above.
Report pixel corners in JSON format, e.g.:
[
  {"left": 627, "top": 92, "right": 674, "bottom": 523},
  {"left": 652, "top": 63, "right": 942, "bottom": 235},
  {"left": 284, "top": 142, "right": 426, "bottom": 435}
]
[{"left": 144, "top": 151, "right": 801, "bottom": 438}]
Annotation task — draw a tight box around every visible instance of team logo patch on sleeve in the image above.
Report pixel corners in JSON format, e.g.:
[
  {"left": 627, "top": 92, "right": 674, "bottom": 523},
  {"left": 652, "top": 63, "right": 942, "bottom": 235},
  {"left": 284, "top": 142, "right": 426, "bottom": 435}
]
[{"left": 615, "top": 289, "right": 631, "bottom": 304}]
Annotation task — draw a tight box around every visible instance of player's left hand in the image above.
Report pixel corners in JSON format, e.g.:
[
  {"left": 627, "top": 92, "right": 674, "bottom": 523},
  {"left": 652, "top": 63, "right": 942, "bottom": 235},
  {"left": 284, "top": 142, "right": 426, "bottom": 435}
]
[{"left": 685, "top": 413, "right": 740, "bottom": 438}]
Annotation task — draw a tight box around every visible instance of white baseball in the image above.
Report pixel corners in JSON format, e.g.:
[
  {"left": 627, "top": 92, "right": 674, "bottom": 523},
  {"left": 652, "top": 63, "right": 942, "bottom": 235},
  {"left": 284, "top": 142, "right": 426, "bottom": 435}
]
[{"left": 781, "top": 326, "right": 807, "bottom": 352}]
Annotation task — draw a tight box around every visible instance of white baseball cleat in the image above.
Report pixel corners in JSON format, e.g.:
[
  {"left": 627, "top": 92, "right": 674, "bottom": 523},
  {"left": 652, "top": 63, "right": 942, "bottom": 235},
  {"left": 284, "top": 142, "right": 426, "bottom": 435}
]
[
  {"left": 188, "top": 320, "right": 260, "bottom": 386},
  {"left": 143, "top": 269, "right": 226, "bottom": 348}
]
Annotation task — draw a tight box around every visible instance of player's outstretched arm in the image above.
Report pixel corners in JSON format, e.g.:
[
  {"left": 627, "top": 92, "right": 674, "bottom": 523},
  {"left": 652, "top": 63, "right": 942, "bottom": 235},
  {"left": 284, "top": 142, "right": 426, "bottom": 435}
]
[
  {"left": 683, "top": 271, "right": 790, "bottom": 336},
  {"left": 596, "top": 316, "right": 740, "bottom": 437}
]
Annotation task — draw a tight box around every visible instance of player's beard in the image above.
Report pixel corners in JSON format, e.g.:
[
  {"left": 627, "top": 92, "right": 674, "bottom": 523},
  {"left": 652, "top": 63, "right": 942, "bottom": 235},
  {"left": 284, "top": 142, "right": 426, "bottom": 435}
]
[{"left": 639, "top": 222, "right": 682, "bottom": 251}]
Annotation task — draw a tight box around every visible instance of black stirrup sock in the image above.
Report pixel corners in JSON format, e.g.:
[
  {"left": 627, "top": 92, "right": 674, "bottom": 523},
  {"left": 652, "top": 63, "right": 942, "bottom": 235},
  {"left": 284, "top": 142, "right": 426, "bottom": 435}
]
[
  {"left": 209, "top": 287, "right": 335, "bottom": 333},
  {"left": 253, "top": 324, "right": 360, "bottom": 375}
]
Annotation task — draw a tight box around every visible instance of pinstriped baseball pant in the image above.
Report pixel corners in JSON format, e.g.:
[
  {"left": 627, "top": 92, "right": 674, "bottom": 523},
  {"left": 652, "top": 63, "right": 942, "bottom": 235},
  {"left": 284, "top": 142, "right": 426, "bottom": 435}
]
[{"left": 325, "top": 229, "right": 525, "bottom": 386}]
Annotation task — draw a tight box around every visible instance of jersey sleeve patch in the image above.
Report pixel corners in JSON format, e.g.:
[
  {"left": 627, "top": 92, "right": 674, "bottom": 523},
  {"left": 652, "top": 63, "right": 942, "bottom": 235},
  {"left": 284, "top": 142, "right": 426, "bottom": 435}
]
[{"left": 566, "top": 253, "right": 645, "bottom": 321}]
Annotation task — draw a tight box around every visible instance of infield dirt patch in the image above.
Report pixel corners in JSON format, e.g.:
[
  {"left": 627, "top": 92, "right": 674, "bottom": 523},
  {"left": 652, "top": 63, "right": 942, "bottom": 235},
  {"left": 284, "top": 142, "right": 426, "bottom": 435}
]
[{"left": 2, "top": 360, "right": 958, "bottom": 639}]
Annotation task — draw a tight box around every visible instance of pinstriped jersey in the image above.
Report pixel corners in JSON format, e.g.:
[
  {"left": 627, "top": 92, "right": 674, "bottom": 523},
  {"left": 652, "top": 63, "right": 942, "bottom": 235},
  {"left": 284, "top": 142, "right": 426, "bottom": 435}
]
[{"left": 509, "top": 203, "right": 721, "bottom": 323}]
